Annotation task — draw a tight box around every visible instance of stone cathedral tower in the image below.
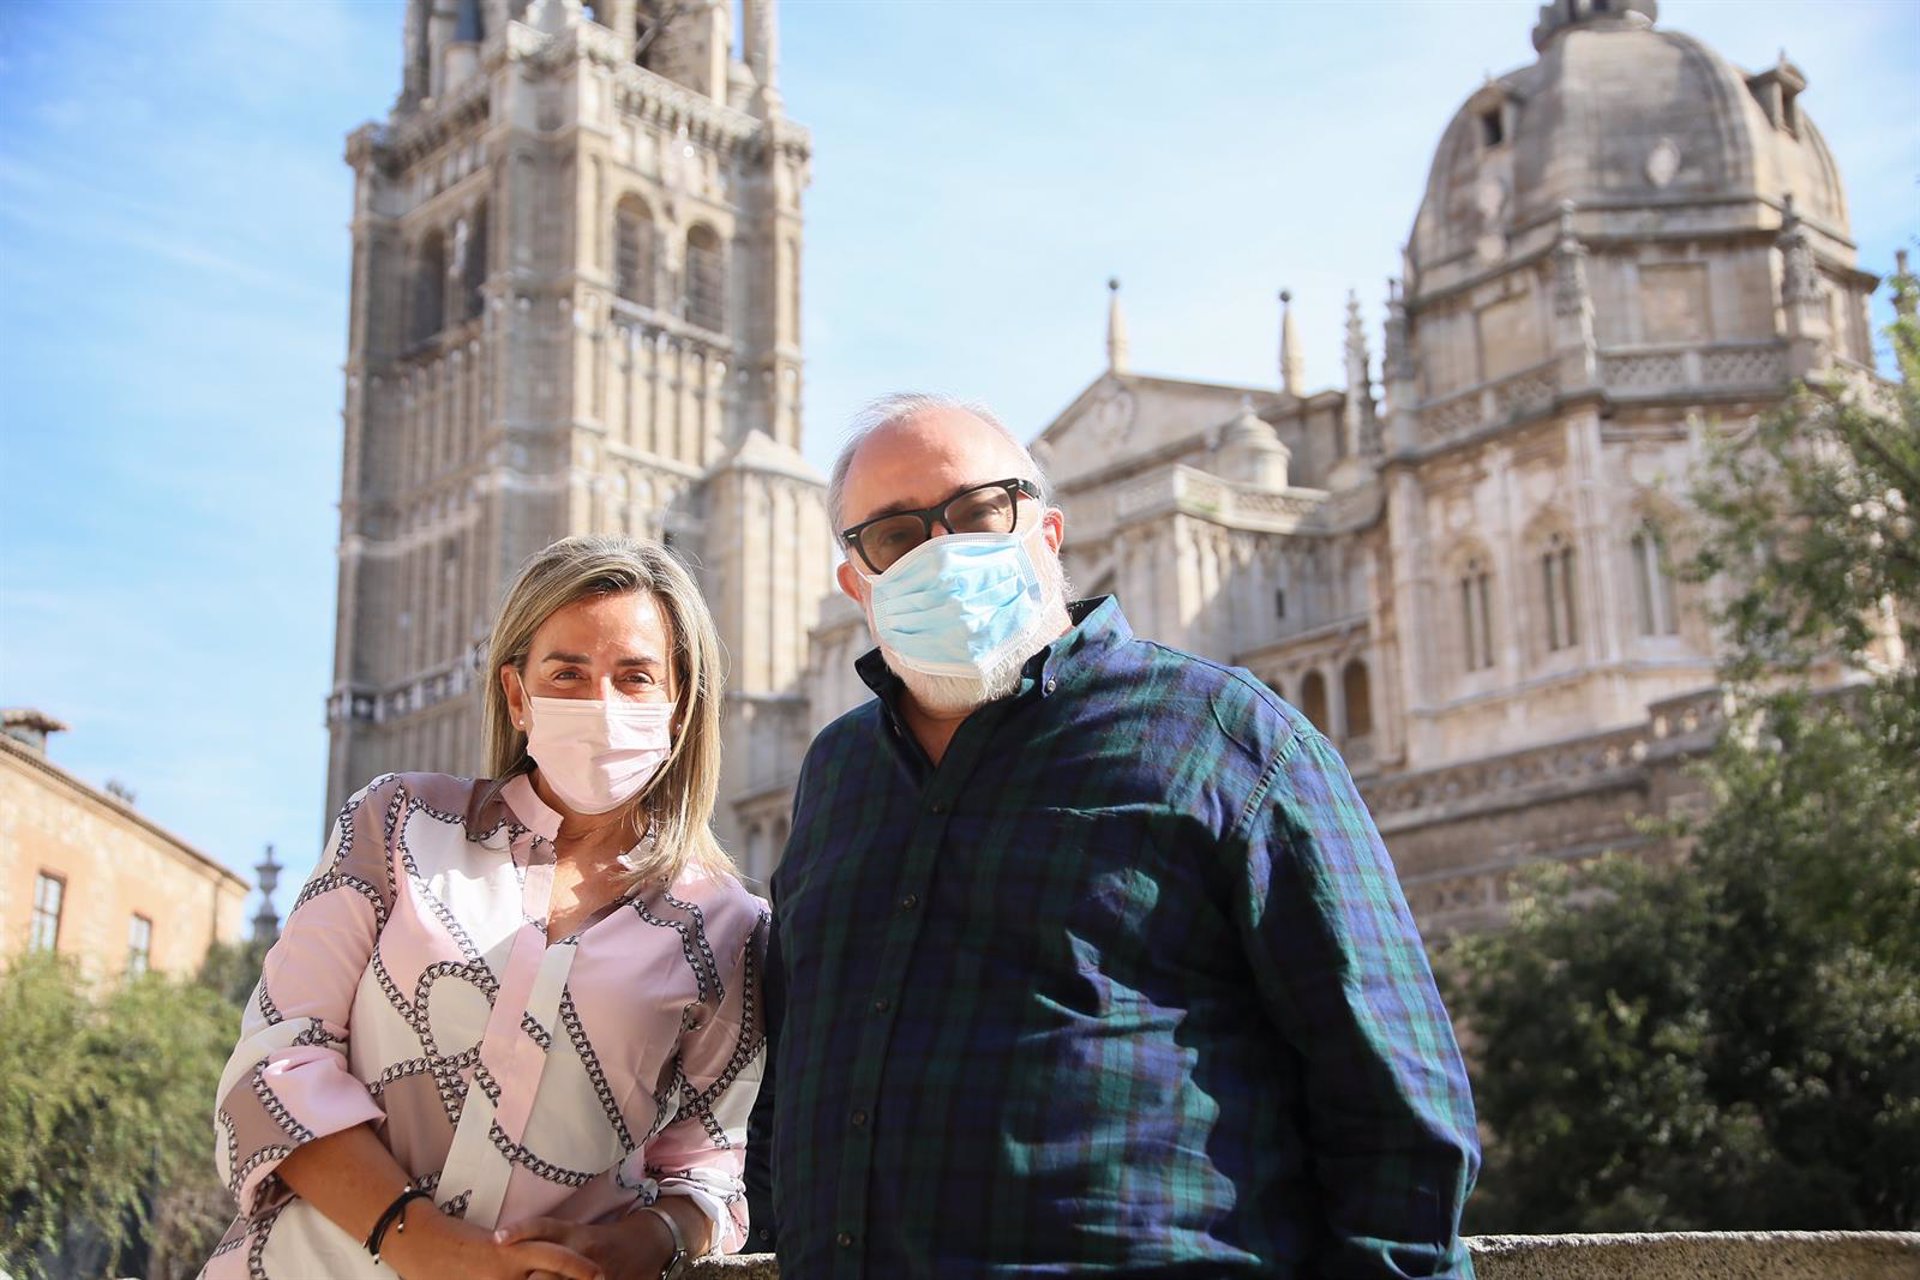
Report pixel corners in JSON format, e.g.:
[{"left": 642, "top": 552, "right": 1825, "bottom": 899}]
[{"left": 325, "top": 0, "right": 829, "bottom": 881}]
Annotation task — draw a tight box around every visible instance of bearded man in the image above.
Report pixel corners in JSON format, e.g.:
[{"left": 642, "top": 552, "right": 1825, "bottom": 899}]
[{"left": 745, "top": 394, "right": 1480, "bottom": 1278}]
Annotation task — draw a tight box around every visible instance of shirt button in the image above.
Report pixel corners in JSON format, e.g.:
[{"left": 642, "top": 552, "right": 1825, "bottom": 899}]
[
  {"left": 837, "top": 1232, "right": 854, "bottom": 1248},
  {"left": 900, "top": 893, "right": 919, "bottom": 910},
  {"left": 871, "top": 997, "right": 890, "bottom": 1013},
  {"left": 1045, "top": 677, "right": 1058, "bottom": 693},
  {"left": 850, "top": 1108, "right": 868, "bottom": 1127},
  {"left": 929, "top": 801, "right": 947, "bottom": 814}
]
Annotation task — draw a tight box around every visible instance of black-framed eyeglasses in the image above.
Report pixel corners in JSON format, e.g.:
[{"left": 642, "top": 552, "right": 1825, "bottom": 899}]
[{"left": 840, "top": 477, "right": 1044, "bottom": 574}]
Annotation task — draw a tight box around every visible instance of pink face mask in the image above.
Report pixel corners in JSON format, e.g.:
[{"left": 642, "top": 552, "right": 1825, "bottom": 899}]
[{"left": 522, "top": 695, "right": 676, "bottom": 815}]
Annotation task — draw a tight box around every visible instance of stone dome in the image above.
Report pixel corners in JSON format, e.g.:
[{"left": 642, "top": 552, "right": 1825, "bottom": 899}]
[{"left": 1409, "top": 0, "right": 1851, "bottom": 280}]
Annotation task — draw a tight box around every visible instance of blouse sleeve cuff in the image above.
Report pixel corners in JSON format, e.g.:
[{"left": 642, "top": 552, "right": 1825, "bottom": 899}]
[
  {"left": 656, "top": 1173, "right": 749, "bottom": 1257},
  {"left": 218, "top": 1048, "right": 388, "bottom": 1217}
]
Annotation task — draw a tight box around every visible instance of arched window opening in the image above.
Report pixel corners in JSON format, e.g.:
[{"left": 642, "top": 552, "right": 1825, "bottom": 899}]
[
  {"left": 685, "top": 223, "right": 727, "bottom": 332},
  {"left": 1541, "top": 532, "right": 1579, "bottom": 652},
  {"left": 413, "top": 230, "right": 446, "bottom": 345},
  {"left": 1342, "top": 659, "right": 1373, "bottom": 739},
  {"left": 461, "top": 202, "right": 488, "bottom": 323},
  {"left": 1459, "top": 555, "right": 1495, "bottom": 672},
  {"left": 1300, "top": 670, "right": 1329, "bottom": 733},
  {"left": 614, "top": 199, "right": 656, "bottom": 308},
  {"left": 1632, "top": 523, "right": 1679, "bottom": 637}
]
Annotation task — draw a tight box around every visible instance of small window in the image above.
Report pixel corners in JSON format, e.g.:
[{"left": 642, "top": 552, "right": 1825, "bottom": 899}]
[
  {"left": 1480, "top": 107, "right": 1505, "bottom": 148},
  {"left": 1300, "top": 671, "right": 1329, "bottom": 732},
  {"left": 1274, "top": 588, "right": 1287, "bottom": 619},
  {"left": 1342, "top": 659, "right": 1374, "bottom": 739},
  {"left": 1632, "top": 524, "right": 1680, "bottom": 637},
  {"left": 30, "top": 872, "right": 65, "bottom": 952},
  {"left": 1459, "top": 557, "right": 1495, "bottom": 673},
  {"left": 128, "top": 914, "right": 154, "bottom": 977},
  {"left": 685, "top": 224, "right": 727, "bottom": 332},
  {"left": 614, "top": 200, "right": 656, "bottom": 308},
  {"left": 1541, "top": 533, "right": 1580, "bottom": 652},
  {"left": 461, "top": 202, "right": 488, "bottom": 323},
  {"left": 413, "top": 230, "right": 446, "bottom": 345}
]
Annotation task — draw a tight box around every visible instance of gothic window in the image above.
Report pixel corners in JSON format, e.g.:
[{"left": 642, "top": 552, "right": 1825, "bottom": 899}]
[
  {"left": 1459, "top": 555, "right": 1495, "bottom": 673},
  {"left": 462, "top": 201, "right": 488, "bottom": 323},
  {"left": 1631, "top": 522, "right": 1679, "bottom": 636},
  {"left": 1274, "top": 587, "right": 1287, "bottom": 619},
  {"left": 685, "top": 223, "right": 727, "bottom": 332},
  {"left": 412, "top": 230, "right": 446, "bottom": 345},
  {"left": 1541, "top": 532, "right": 1580, "bottom": 652},
  {"left": 30, "top": 871, "right": 64, "bottom": 952},
  {"left": 127, "top": 913, "right": 153, "bottom": 977},
  {"left": 1342, "top": 659, "right": 1373, "bottom": 738},
  {"left": 1300, "top": 670, "right": 1329, "bottom": 733},
  {"left": 614, "top": 198, "right": 656, "bottom": 308}
]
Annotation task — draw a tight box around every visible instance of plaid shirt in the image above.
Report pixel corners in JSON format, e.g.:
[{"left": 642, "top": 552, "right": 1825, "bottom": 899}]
[{"left": 747, "top": 598, "right": 1478, "bottom": 1278}]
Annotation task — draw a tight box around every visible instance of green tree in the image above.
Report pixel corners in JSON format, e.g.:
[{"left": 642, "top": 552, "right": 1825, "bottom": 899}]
[
  {"left": 0, "top": 953, "right": 242, "bottom": 1280},
  {"left": 1449, "top": 263, "right": 1920, "bottom": 1232},
  {"left": 196, "top": 935, "right": 272, "bottom": 1009}
]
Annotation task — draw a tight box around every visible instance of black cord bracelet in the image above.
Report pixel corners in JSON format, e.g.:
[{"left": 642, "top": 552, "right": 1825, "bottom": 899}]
[{"left": 365, "top": 1184, "right": 433, "bottom": 1261}]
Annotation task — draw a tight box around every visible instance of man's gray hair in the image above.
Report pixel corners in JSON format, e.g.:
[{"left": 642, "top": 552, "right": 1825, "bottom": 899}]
[{"left": 825, "top": 392, "right": 1054, "bottom": 533}]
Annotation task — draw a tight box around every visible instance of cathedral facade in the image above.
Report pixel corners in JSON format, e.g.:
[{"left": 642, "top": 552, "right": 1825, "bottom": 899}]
[{"left": 326, "top": 0, "right": 1886, "bottom": 925}]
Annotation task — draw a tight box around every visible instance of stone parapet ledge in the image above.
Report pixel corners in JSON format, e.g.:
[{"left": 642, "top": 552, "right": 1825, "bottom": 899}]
[
  {"left": 685, "top": 1232, "right": 1920, "bottom": 1278},
  {"left": 1469, "top": 1232, "right": 1920, "bottom": 1278}
]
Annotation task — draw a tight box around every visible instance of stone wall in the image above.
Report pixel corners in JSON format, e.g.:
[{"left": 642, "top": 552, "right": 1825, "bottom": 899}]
[
  {"left": 0, "top": 735, "right": 249, "bottom": 977},
  {"left": 683, "top": 1232, "right": 1920, "bottom": 1278}
]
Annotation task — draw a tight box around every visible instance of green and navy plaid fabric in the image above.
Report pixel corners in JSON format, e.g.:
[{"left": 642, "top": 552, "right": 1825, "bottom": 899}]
[{"left": 751, "top": 598, "right": 1478, "bottom": 1278}]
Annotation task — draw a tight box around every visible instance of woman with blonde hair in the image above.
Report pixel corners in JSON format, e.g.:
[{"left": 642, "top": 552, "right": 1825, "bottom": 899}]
[{"left": 204, "top": 535, "right": 766, "bottom": 1280}]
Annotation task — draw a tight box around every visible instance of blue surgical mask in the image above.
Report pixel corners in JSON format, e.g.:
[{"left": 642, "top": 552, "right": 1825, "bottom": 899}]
[{"left": 868, "top": 530, "right": 1046, "bottom": 680}]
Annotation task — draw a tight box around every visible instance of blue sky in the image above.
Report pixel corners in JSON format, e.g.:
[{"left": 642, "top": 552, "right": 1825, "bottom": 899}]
[{"left": 1, "top": 0, "right": 1916, "bottom": 898}]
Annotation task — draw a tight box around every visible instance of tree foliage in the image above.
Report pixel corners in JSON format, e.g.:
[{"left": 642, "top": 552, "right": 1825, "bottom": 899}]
[
  {"left": 1449, "top": 270, "right": 1920, "bottom": 1232},
  {"left": 0, "top": 951, "right": 250, "bottom": 1279}
]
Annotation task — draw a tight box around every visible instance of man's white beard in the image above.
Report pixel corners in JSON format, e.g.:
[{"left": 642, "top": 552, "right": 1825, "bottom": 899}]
[{"left": 878, "top": 549, "right": 1074, "bottom": 717}]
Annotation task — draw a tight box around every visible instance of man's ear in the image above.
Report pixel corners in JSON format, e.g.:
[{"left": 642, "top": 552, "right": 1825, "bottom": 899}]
[
  {"left": 836, "top": 559, "right": 865, "bottom": 603},
  {"left": 1041, "top": 506, "right": 1066, "bottom": 555}
]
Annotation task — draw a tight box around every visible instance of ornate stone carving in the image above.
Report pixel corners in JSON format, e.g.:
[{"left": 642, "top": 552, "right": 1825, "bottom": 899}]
[
  {"left": 1551, "top": 202, "right": 1592, "bottom": 319},
  {"left": 1384, "top": 278, "right": 1415, "bottom": 384},
  {"left": 1777, "top": 194, "right": 1823, "bottom": 306},
  {"left": 1645, "top": 137, "right": 1681, "bottom": 188}
]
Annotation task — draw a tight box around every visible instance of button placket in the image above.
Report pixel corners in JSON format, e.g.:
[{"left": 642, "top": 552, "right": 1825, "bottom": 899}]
[{"left": 832, "top": 800, "right": 942, "bottom": 1274}]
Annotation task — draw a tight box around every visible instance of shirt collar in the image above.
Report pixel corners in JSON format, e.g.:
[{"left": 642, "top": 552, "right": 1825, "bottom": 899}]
[
  {"left": 501, "top": 772, "right": 563, "bottom": 841},
  {"left": 853, "top": 595, "right": 1132, "bottom": 708}
]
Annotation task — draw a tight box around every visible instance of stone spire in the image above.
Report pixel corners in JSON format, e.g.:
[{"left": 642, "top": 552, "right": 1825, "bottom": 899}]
[
  {"left": 1382, "top": 276, "right": 1419, "bottom": 455},
  {"left": 1279, "top": 289, "right": 1304, "bottom": 397},
  {"left": 1892, "top": 249, "right": 1917, "bottom": 321},
  {"left": 743, "top": 0, "right": 782, "bottom": 114},
  {"left": 251, "top": 844, "right": 283, "bottom": 945},
  {"left": 1107, "top": 277, "right": 1130, "bottom": 375},
  {"left": 1342, "top": 290, "right": 1374, "bottom": 460}
]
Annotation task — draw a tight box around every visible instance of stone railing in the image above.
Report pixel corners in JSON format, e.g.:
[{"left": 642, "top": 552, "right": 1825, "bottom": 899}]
[
  {"left": 1361, "top": 687, "right": 1728, "bottom": 830},
  {"left": 1417, "top": 341, "right": 1793, "bottom": 445},
  {"left": 1600, "top": 341, "right": 1787, "bottom": 396},
  {"left": 1420, "top": 359, "right": 1561, "bottom": 440},
  {"left": 1113, "top": 465, "right": 1330, "bottom": 533},
  {"left": 686, "top": 1232, "right": 1920, "bottom": 1278}
]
